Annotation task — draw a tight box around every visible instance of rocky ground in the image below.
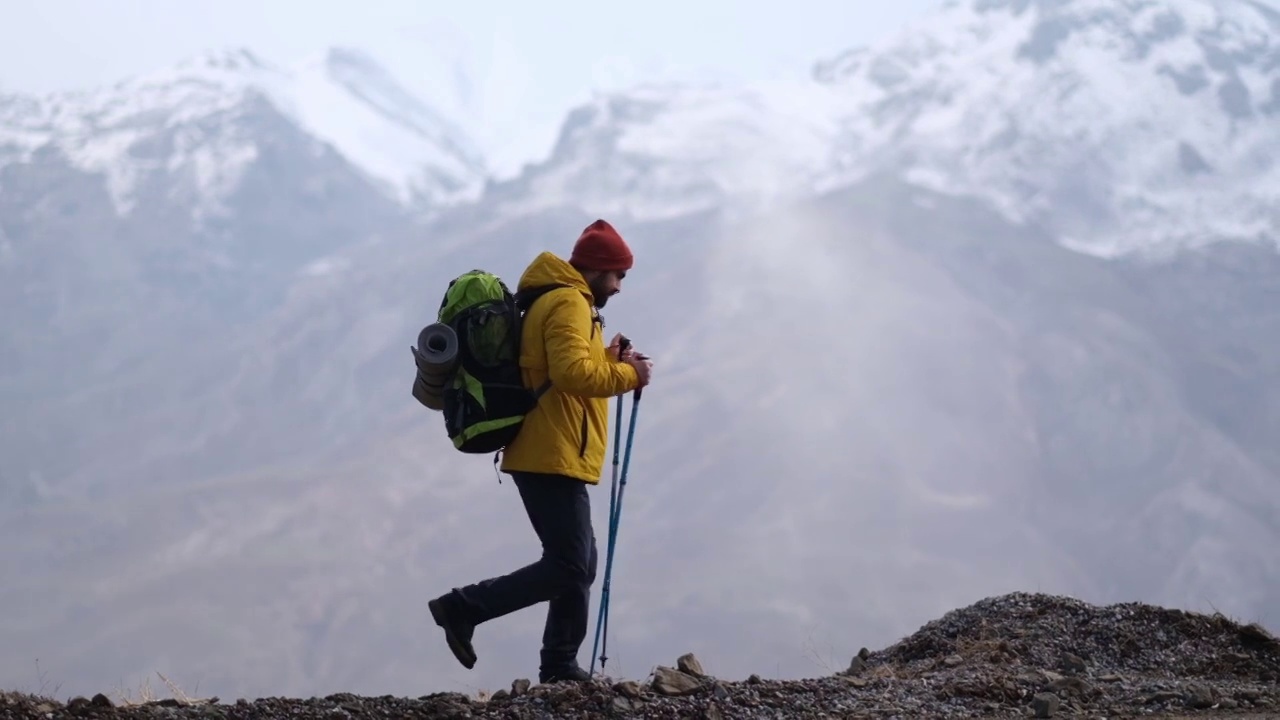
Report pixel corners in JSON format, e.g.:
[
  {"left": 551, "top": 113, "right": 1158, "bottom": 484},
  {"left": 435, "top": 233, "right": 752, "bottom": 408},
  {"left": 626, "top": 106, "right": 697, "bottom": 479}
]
[{"left": 4, "top": 592, "right": 1278, "bottom": 719}]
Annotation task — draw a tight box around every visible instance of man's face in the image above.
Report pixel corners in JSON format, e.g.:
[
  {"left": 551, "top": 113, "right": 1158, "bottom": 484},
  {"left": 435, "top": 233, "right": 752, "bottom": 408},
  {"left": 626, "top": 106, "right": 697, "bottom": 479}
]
[{"left": 587, "top": 269, "right": 626, "bottom": 308}]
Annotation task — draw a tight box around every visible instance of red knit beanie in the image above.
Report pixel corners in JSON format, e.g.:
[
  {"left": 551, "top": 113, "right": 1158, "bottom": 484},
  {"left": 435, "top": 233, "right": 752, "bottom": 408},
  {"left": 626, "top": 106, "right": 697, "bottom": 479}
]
[{"left": 570, "top": 219, "right": 633, "bottom": 272}]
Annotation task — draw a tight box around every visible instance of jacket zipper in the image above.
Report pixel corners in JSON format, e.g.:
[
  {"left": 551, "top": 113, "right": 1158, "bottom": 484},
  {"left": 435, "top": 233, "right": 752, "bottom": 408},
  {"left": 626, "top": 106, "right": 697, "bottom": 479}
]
[{"left": 578, "top": 402, "right": 588, "bottom": 457}]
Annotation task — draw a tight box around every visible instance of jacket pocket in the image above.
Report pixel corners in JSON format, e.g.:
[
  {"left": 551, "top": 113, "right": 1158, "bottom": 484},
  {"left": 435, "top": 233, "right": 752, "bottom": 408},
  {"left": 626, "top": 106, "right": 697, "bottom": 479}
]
[{"left": 578, "top": 400, "right": 588, "bottom": 458}]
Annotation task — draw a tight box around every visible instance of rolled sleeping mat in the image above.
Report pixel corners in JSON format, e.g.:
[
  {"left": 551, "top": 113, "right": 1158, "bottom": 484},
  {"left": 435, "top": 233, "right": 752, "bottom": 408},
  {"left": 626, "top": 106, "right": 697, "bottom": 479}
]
[{"left": 411, "top": 322, "right": 458, "bottom": 411}]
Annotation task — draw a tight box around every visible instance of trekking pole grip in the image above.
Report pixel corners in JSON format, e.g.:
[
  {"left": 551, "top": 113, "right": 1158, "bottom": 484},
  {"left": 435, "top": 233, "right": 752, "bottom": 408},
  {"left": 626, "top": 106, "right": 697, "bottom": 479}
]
[{"left": 617, "top": 334, "right": 643, "bottom": 400}]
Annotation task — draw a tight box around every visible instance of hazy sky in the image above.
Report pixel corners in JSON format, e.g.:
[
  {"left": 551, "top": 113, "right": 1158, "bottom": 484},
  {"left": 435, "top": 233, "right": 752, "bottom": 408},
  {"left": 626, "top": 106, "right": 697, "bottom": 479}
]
[{"left": 0, "top": 0, "right": 940, "bottom": 176}]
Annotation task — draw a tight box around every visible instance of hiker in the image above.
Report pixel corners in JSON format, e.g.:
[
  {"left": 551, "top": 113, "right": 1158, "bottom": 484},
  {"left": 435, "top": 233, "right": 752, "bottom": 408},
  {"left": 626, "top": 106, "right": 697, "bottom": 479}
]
[{"left": 427, "top": 218, "right": 654, "bottom": 684}]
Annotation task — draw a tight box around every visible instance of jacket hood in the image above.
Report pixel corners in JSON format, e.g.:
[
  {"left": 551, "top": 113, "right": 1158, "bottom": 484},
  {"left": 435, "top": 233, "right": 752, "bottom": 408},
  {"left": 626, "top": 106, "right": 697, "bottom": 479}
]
[{"left": 518, "top": 251, "right": 591, "bottom": 299}]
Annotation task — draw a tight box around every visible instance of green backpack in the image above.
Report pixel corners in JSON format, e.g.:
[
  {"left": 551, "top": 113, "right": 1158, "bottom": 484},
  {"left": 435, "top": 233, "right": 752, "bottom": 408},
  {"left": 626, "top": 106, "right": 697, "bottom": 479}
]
[{"left": 413, "top": 269, "right": 565, "bottom": 454}]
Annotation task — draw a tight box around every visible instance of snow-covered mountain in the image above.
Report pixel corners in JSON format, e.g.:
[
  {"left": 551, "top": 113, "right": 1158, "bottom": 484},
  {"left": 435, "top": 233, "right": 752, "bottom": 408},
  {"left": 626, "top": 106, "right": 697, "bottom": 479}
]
[
  {"left": 0, "top": 46, "right": 487, "bottom": 219},
  {"left": 5, "top": 0, "right": 1277, "bottom": 258},
  {"left": 813, "top": 0, "right": 1280, "bottom": 257},
  {"left": 492, "top": 0, "right": 1280, "bottom": 258},
  {"left": 482, "top": 81, "right": 845, "bottom": 222}
]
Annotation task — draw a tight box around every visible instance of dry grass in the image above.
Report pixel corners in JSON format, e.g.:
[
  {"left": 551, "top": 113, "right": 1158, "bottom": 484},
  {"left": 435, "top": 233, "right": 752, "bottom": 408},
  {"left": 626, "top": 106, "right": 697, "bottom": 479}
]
[
  {"left": 952, "top": 635, "right": 1022, "bottom": 662},
  {"left": 868, "top": 663, "right": 900, "bottom": 680},
  {"left": 113, "top": 672, "right": 216, "bottom": 707},
  {"left": 800, "top": 624, "right": 859, "bottom": 676},
  {"left": 32, "top": 658, "right": 63, "bottom": 700}
]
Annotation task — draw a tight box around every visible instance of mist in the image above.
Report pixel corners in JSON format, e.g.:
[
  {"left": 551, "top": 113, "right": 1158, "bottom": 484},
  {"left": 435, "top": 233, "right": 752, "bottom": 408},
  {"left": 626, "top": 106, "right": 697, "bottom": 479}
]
[
  {"left": 3, "top": 0, "right": 1280, "bottom": 707},
  {"left": 6, "top": 173, "right": 1278, "bottom": 701}
]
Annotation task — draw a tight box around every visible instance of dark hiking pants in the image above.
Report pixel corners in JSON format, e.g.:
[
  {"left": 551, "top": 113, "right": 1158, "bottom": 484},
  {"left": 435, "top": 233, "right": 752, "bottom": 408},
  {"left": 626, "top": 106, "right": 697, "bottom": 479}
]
[{"left": 447, "top": 471, "right": 598, "bottom": 676}]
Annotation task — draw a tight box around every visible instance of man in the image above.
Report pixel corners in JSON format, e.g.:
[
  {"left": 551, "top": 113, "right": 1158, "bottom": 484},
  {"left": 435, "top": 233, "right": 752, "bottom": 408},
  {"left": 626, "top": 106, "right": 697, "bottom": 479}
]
[{"left": 427, "top": 218, "right": 654, "bottom": 684}]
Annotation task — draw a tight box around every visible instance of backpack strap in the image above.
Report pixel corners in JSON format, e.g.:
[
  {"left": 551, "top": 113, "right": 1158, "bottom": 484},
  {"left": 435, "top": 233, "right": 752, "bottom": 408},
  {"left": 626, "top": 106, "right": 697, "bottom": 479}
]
[
  {"left": 514, "top": 283, "right": 570, "bottom": 312},
  {"left": 516, "top": 283, "right": 570, "bottom": 404}
]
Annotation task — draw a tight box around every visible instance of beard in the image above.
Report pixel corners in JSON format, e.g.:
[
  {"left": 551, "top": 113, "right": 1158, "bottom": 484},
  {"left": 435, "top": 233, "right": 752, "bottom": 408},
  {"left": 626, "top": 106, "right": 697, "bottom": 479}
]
[{"left": 589, "top": 276, "right": 611, "bottom": 308}]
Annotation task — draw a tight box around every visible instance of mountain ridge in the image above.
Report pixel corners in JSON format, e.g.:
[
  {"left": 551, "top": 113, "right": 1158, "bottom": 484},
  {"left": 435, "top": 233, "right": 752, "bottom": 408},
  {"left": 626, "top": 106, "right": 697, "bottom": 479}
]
[
  {"left": 0, "top": 44, "right": 486, "bottom": 218},
  {"left": 3, "top": 590, "right": 1278, "bottom": 718},
  {"left": 807, "top": 0, "right": 1280, "bottom": 258},
  {"left": 5, "top": 0, "right": 1279, "bottom": 258}
]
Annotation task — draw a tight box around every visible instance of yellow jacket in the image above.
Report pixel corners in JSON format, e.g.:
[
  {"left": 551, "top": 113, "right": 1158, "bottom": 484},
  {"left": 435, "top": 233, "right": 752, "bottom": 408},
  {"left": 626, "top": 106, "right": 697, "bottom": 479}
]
[{"left": 499, "top": 251, "right": 640, "bottom": 483}]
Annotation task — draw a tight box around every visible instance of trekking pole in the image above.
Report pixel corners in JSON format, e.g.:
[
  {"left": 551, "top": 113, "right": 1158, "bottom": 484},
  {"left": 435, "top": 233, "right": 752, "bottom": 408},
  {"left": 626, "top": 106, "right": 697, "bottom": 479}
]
[
  {"left": 590, "top": 336, "right": 643, "bottom": 677},
  {"left": 590, "top": 366, "right": 625, "bottom": 674}
]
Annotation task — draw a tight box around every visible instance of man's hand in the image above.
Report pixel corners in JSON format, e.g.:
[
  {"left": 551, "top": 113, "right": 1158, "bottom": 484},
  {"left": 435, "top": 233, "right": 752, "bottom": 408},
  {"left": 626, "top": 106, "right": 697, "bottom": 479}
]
[
  {"left": 625, "top": 354, "right": 652, "bottom": 388},
  {"left": 607, "top": 333, "right": 628, "bottom": 361},
  {"left": 608, "top": 332, "right": 650, "bottom": 387},
  {"left": 608, "top": 333, "right": 647, "bottom": 362}
]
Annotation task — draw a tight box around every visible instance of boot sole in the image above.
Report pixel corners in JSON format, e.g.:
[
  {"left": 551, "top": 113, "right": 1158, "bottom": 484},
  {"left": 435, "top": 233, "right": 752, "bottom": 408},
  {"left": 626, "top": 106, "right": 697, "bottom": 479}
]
[{"left": 428, "top": 598, "right": 477, "bottom": 670}]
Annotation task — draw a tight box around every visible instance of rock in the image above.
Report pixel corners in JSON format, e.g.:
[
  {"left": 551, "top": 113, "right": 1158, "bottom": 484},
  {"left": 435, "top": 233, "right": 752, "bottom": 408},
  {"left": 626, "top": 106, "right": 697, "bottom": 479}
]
[
  {"left": 678, "top": 652, "right": 707, "bottom": 677},
  {"left": 1239, "top": 622, "right": 1280, "bottom": 650},
  {"left": 1060, "top": 652, "right": 1087, "bottom": 674},
  {"left": 1146, "top": 690, "right": 1180, "bottom": 704},
  {"left": 1032, "top": 692, "right": 1060, "bottom": 718},
  {"left": 1185, "top": 683, "right": 1215, "bottom": 709},
  {"left": 1047, "top": 676, "right": 1092, "bottom": 697},
  {"left": 613, "top": 680, "right": 642, "bottom": 698},
  {"left": 18, "top": 591, "right": 1277, "bottom": 720},
  {"left": 652, "top": 665, "right": 703, "bottom": 696}
]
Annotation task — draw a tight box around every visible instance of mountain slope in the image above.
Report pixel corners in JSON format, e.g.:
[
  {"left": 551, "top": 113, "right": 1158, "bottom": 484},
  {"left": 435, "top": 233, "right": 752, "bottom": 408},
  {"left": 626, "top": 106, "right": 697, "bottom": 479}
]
[
  {"left": 809, "top": 0, "right": 1280, "bottom": 257},
  {"left": 0, "top": 48, "right": 477, "bottom": 503},
  {"left": 0, "top": 47, "right": 486, "bottom": 218},
  {"left": 4, "top": 178, "right": 1279, "bottom": 701},
  {"left": 4, "top": 592, "right": 1280, "bottom": 717},
  {"left": 482, "top": 81, "right": 843, "bottom": 222},
  {"left": 479, "top": 0, "right": 1280, "bottom": 259}
]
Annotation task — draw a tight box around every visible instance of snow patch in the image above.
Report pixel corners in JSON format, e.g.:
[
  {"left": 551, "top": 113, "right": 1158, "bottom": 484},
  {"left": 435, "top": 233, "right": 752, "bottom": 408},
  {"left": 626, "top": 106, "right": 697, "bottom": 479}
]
[
  {"left": 809, "top": 0, "right": 1280, "bottom": 257},
  {"left": 502, "top": 0, "right": 1280, "bottom": 259},
  {"left": 500, "top": 80, "right": 848, "bottom": 222},
  {"left": 0, "top": 47, "right": 486, "bottom": 217}
]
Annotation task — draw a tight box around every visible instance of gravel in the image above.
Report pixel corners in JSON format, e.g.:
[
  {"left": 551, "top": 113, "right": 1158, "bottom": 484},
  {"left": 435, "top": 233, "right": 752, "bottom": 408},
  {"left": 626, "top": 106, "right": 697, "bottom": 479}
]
[{"left": 4, "top": 592, "right": 1278, "bottom": 719}]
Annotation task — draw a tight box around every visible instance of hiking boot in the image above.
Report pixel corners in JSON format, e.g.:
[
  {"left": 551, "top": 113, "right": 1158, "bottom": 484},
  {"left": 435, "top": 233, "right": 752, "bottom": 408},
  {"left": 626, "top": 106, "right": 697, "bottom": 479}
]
[
  {"left": 539, "top": 664, "right": 592, "bottom": 684},
  {"left": 428, "top": 594, "right": 477, "bottom": 670}
]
